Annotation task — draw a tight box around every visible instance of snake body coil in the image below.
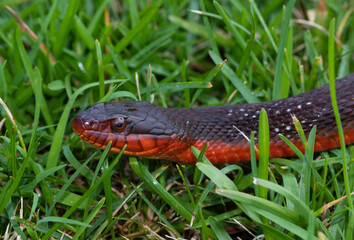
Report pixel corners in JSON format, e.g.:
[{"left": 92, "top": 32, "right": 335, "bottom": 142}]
[{"left": 73, "top": 74, "right": 354, "bottom": 164}]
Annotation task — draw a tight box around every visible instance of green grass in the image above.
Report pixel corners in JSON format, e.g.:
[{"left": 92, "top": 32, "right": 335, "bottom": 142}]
[{"left": 0, "top": 0, "right": 353, "bottom": 239}]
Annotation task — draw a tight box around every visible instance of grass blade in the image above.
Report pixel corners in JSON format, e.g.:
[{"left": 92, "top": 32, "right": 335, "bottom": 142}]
[
  {"left": 257, "top": 109, "right": 269, "bottom": 199},
  {"left": 209, "top": 216, "right": 232, "bottom": 240},
  {"left": 96, "top": 39, "right": 105, "bottom": 99},
  {"left": 72, "top": 198, "right": 105, "bottom": 240},
  {"left": 53, "top": 0, "right": 81, "bottom": 57},
  {"left": 209, "top": 51, "right": 259, "bottom": 103},
  {"left": 216, "top": 189, "right": 299, "bottom": 223},
  {"left": 130, "top": 157, "right": 192, "bottom": 221},
  {"left": 272, "top": 0, "right": 295, "bottom": 100}
]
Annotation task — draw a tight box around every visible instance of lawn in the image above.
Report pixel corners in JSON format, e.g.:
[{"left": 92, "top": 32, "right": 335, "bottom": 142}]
[{"left": 0, "top": 0, "right": 353, "bottom": 239}]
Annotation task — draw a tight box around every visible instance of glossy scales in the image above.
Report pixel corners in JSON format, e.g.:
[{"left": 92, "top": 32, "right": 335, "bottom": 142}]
[{"left": 73, "top": 73, "right": 354, "bottom": 164}]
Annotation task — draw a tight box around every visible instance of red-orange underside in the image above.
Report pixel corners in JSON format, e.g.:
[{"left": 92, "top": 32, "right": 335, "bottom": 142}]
[{"left": 86, "top": 128, "right": 354, "bottom": 165}]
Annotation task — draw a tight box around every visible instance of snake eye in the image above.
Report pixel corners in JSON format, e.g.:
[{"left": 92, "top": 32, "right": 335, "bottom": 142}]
[{"left": 111, "top": 117, "right": 126, "bottom": 132}]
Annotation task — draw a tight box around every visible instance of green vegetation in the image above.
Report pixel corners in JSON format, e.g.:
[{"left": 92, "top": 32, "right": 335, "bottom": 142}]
[{"left": 0, "top": 0, "right": 353, "bottom": 239}]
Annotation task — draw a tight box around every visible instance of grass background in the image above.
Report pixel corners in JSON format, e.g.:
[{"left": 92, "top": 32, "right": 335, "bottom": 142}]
[{"left": 0, "top": 0, "right": 353, "bottom": 239}]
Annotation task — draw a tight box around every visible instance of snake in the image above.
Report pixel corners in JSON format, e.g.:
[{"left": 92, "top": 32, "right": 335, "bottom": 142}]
[{"left": 72, "top": 73, "right": 354, "bottom": 164}]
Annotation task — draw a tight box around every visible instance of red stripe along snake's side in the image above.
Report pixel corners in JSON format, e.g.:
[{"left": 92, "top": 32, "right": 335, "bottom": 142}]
[{"left": 72, "top": 73, "right": 354, "bottom": 164}]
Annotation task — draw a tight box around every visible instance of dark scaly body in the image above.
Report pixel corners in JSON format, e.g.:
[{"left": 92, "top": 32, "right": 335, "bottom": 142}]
[{"left": 72, "top": 73, "right": 354, "bottom": 164}]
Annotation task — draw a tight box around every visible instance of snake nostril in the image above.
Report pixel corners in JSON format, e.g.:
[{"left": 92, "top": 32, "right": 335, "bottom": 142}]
[
  {"left": 84, "top": 121, "right": 91, "bottom": 129},
  {"left": 83, "top": 120, "right": 99, "bottom": 130}
]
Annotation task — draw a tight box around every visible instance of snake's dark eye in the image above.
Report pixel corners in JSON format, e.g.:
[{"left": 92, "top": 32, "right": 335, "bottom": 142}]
[{"left": 111, "top": 117, "right": 126, "bottom": 132}]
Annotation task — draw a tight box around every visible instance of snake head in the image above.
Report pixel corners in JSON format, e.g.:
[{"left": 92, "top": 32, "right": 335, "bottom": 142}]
[{"left": 72, "top": 101, "right": 181, "bottom": 159}]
